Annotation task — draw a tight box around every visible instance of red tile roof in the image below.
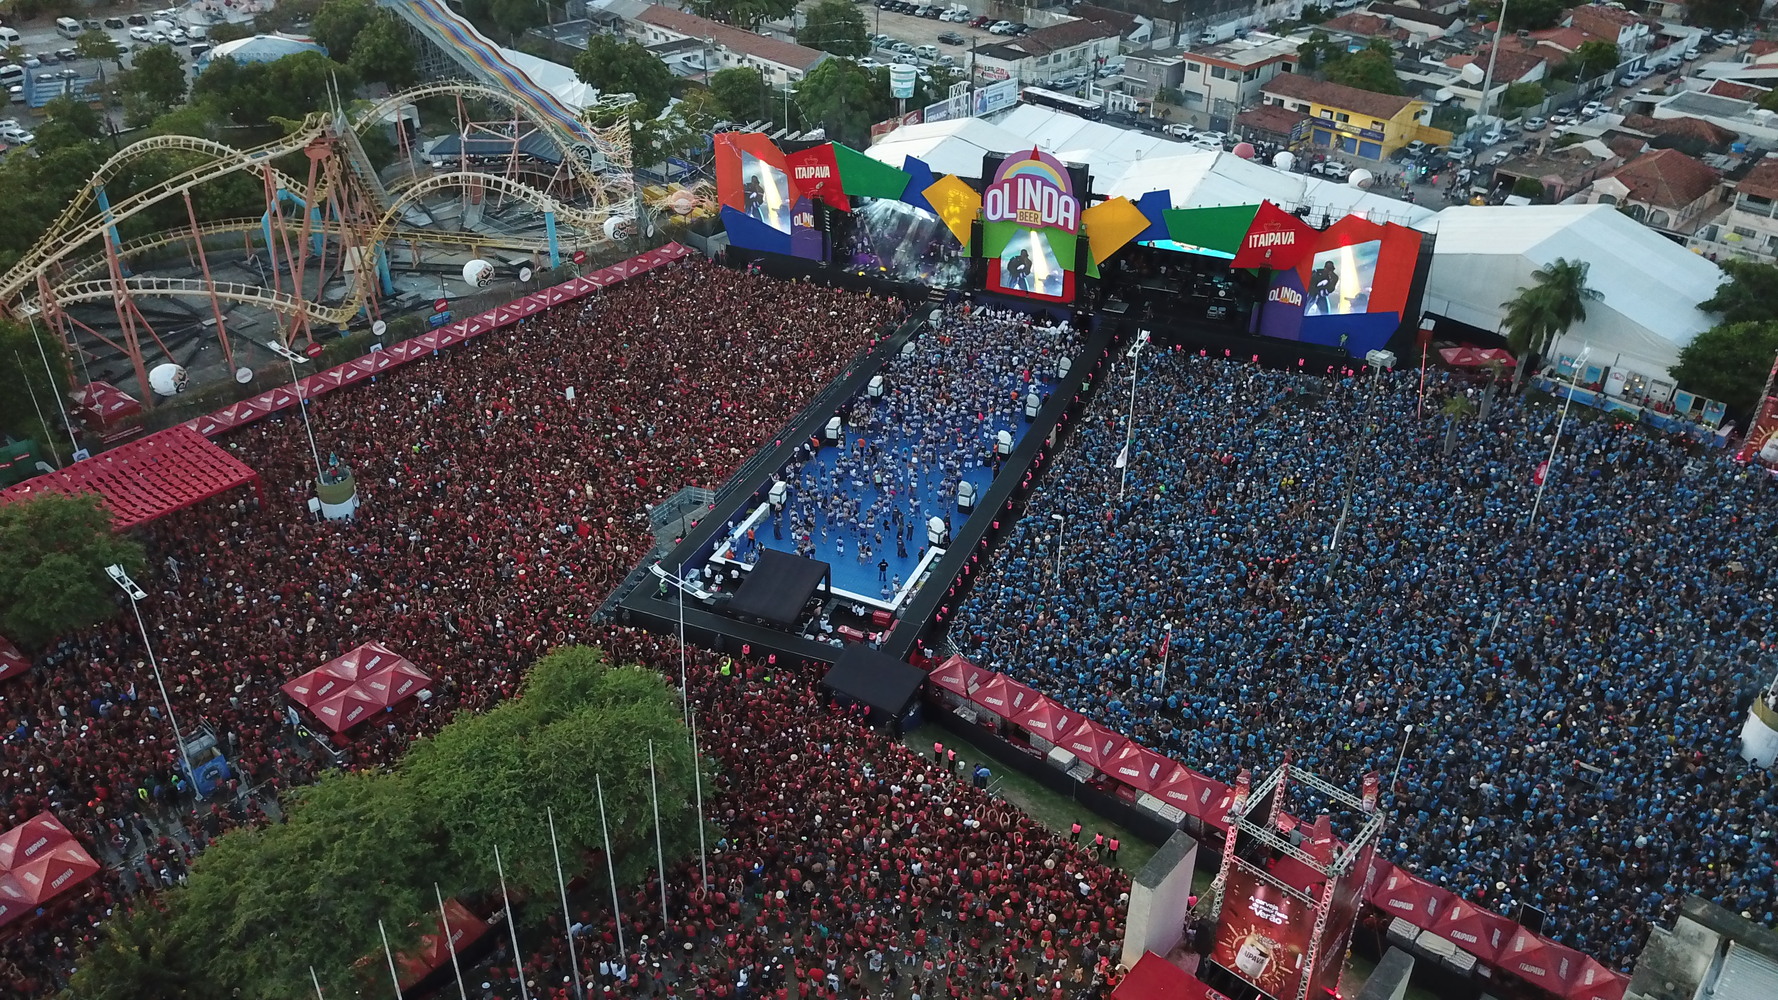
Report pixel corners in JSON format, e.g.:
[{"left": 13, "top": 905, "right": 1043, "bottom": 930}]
[
  {"left": 1739, "top": 159, "right": 1778, "bottom": 201},
  {"left": 1322, "top": 12, "right": 1409, "bottom": 41},
  {"left": 1619, "top": 113, "right": 1738, "bottom": 149},
  {"left": 637, "top": 6, "right": 826, "bottom": 70},
  {"left": 1263, "top": 73, "right": 1417, "bottom": 121},
  {"left": 1606, "top": 148, "right": 1721, "bottom": 208},
  {"left": 1708, "top": 79, "right": 1768, "bottom": 101}
]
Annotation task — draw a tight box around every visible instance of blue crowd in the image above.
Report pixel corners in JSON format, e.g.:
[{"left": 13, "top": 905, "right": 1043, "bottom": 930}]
[
  {"left": 764, "top": 306, "right": 1079, "bottom": 599},
  {"left": 952, "top": 348, "right": 1778, "bottom": 967}
]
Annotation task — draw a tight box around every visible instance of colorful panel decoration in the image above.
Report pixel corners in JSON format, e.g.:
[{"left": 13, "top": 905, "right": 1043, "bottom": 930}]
[
  {"left": 1082, "top": 196, "right": 1152, "bottom": 269},
  {"left": 923, "top": 174, "right": 982, "bottom": 248}
]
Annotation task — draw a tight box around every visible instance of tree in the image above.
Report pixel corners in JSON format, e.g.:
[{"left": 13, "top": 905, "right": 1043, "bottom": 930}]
[
  {"left": 573, "top": 35, "right": 675, "bottom": 118},
  {"left": 205, "top": 21, "right": 254, "bottom": 44},
  {"left": 0, "top": 493, "right": 146, "bottom": 648},
  {"left": 193, "top": 52, "right": 357, "bottom": 126},
  {"left": 686, "top": 0, "right": 796, "bottom": 28},
  {"left": 1687, "top": 0, "right": 1759, "bottom": 29},
  {"left": 1671, "top": 321, "right": 1778, "bottom": 418},
  {"left": 0, "top": 320, "right": 72, "bottom": 465},
  {"left": 348, "top": 10, "right": 418, "bottom": 88},
  {"left": 1326, "top": 47, "right": 1402, "bottom": 95},
  {"left": 1699, "top": 258, "right": 1778, "bottom": 324},
  {"left": 33, "top": 95, "right": 105, "bottom": 153},
  {"left": 795, "top": 58, "right": 888, "bottom": 148},
  {"left": 75, "top": 30, "right": 125, "bottom": 73},
  {"left": 709, "top": 66, "right": 772, "bottom": 122},
  {"left": 1474, "top": 0, "right": 1566, "bottom": 30},
  {"left": 1501, "top": 257, "right": 1599, "bottom": 387},
  {"left": 1500, "top": 81, "right": 1545, "bottom": 113},
  {"left": 312, "top": 0, "right": 376, "bottom": 63},
  {"left": 1295, "top": 30, "right": 1342, "bottom": 73},
  {"left": 1573, "top": 40, "right": 1619, "bottom": 79},
  {"left": 797, "top": 0, "right": 868, "bottom": 58},
  {"left": 122, "top": 43, "right": 188, "bottom": 110}
]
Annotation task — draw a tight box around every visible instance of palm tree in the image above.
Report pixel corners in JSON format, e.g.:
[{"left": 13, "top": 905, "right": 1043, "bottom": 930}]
[
  {"left": 1501, "top": 257, "right": 1601, "bottom": 389},
  {"left": 1440, "top": 393, "right": 1476, "bottom": 456}
]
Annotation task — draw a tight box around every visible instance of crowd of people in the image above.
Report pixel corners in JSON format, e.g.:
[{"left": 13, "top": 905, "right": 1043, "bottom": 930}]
[
  {"left": 440, "top": 633, "right": 1131, "bottom": 1000},
  {"left": 953, "top": 348, "right": 1778, "bottom": 967},
  {"left": 759, "top": 307, "right": 1079, "bottom": 598},
  {"left": 0, "top": 261, "right": 902, "bottom": 993}
]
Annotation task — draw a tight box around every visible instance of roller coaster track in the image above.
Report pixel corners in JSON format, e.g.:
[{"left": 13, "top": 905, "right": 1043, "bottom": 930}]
[
  {"left": 0, "top": 119, "right": 333, "bottom": 308},
  {"left": 39, "top": 170, "right": 611, "bottom": 325},
  {"left": 353, "top": 82, "right": 629, "bottom": 169}
]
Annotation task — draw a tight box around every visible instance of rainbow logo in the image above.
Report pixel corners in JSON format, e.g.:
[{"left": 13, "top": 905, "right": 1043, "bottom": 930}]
[{"left": 984, "top": 148, "right": 1079, "bottom": 233}]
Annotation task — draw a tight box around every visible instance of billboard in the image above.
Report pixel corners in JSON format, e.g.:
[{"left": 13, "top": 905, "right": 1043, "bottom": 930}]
[
  {"left": 715, "top": 132, "right": 826, "bottom": 260},
  {"left": 981, "top": 148, "right": 1080, "bottom": 303},
  {"left": 1212, "top": 867, "right": 1315, "bottom": 999},
  {"left": 1255, "top": 215, "right": 1423, "bottom": 357}
]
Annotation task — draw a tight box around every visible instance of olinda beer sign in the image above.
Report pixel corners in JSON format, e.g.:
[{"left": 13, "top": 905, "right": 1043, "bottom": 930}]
[{"left": 983, "top": 148, "right": 1079, "bottom": 234}]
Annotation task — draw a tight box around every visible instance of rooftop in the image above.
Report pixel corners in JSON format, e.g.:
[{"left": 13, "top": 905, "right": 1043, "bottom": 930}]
[
  {"left": 1497, "top": 143, "right": 1619, "bottom": 186},
  {"left": 1322, "top": 12, "right": 1410, "bottom": 42},
  {"left": 1604, "top": 147, "right": 1722, "bottom": 207},
  {"left": 1570, "top": 3, "right": 1648, "bottom": 28},
  {"left": 1737, "top": 157, "right": 1778, "bottom": 200},
  {"left": 1365, "top": 2, "right": 1460, "bottom": 28},
  {"left": 1619, "top": 113, "right": 1739, "bottom": 150},
  {"left": 1706, "top": 79, "right": 1768, "bottom": 101},
  {"left": 1187, "top": 35, "right": 1301, "bottom": 68},
  {"left": 1236, "top": 103, "right": 1312, "bottom": 135},
  {"left": 1015, "top": 18, "right": 1122, "bottom": 55},
  {"left": 636, "top": 6, "right": 827, "bottom": 70},
  {"left": 1263, "top": 73, "right": 1419, "bottom": 120},
  {"left": 1070, "top": 4, "right": 1139, "bottom": 35}
]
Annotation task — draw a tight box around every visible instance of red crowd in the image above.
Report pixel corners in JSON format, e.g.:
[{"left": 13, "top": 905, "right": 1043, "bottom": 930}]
[{"left": 0, "top": 261, "right": 909, "bottom": 994}]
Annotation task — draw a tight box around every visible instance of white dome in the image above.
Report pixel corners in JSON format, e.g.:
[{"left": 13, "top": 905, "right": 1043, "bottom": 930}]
[{"left": 202, "top": 34, "right": 326, "bottom": 67}]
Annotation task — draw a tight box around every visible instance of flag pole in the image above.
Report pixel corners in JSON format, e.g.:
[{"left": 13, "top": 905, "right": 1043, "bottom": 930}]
[
  {"left": 690, "top": 705, "right": 709, "bottom": 889},
  {"left": 678, "top": 561, "right": 689, "bottom": 726},
  {"left": 649, "top": 740, "right": 670, "bottom": 929},
  {"left": 495, "top": 845, "right": 532, "bottom": 1000},
  {"left": 596, "top": 775, "right": 628, "bottom": 961},
  {"left": 435, "top": 884, "right": 470, "bottom": 1000},
  {"left": 377, "top": 919, "right": 403, "bottom": 1000},
  {"left": 1159, "top": 622, "right": 1171, "bottom": 692},
  {"left": 1526, "top": 345, "right": 1588, "bottom": 529},
  {"left": 547, "top": 807, "right": 586, "bottom": 1000},
  {"left": 1118, "top": 346, "right": 1141, "bottom": 502},
  {"left": 310, "top": 965, "right": 327, "bottom": 1000}
]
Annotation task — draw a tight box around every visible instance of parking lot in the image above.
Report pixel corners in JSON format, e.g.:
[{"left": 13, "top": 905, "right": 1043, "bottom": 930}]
[{"left": 0, "top": 5, "right": 216, "bottom": 135}]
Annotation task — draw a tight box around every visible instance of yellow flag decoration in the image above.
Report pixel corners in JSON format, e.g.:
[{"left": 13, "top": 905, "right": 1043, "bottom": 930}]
[{"left": 1082, "top": 197, "right": 1152, "bottom": 267}]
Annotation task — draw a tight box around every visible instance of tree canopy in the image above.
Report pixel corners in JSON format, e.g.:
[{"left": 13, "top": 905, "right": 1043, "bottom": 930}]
[
  {"left": 1699, "top": 258, "right": 1778, "bottom": 324},
  {"left": 119, "top": 43, "right": 189, "bottom": 121},
  {"left": 192, "top": 52, "right": 359, "bottom": 126},
  {"left": 1325, "top": 46, "right": 1403, "bottom": 96},
  {"left": 0, "top": 319, "right": 73, "bottom": 466},
  {"left": 1500, "top": 258, "right": 1599, "bottom": 387},
  {"left": 65, "top": 646, "right": 709, "bottom": 999},
  {"left": 1671, "top": 321, "right": 1778, "bottom": 418},
  {"left": 686, "top": 0, "right": 796, "bottom": 28},
  {"left": 1573, "top": 40, "right": 1619, "bottom": 79},
  {"left": 797, "top": 0, "right": 869, "bottom": 58},
  {"left": 0, "top": 493, "right": 146, "bottom": 648},
  {"left": 708, "top": 67, "right": 773, "bottom": 123},
  {"left": 574, "top": 35, "right": 676, "bottom": 119}
]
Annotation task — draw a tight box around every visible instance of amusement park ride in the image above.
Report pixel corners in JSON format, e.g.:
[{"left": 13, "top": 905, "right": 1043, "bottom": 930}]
[{"left": 2, "top": 81, "right": 701, "bottom": 412}]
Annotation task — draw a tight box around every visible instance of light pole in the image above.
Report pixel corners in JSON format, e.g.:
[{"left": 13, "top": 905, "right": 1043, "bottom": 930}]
[
  {"left": 1050, "top": 512, "right": 1065, "bottom": 590},
  {"left": 1118, "top": 329, "right": 1150, "bottom": 502},
  {"left": 1389, "top": 723, "right": 1413, "bottom": 803},
  {"left": 1526, "top": 345, "right": 1589, "bottom": 529},
  {"left": 106, "top": 564, "right": 194, "bottom": 796}
]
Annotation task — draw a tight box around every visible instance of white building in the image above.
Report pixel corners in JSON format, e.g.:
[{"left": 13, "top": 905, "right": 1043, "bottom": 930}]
[
  {"left": 631, "top": 5, "right": 827, "bottom": 87},
  {"left": 969, "top": 19, "right": 1121, "bottom": 85}
]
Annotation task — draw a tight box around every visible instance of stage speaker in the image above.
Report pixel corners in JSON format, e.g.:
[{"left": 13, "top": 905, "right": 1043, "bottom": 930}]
[
  {"left": 768, "top": 480, "right": 789, "bottom": 511},
  {"left": 1517, "top": 903, "right": 1547, "bottom": 936},
  {"left": 902, "top": 340, "right": 917, "bottom": 357},
  {"left": 1024, "top": 392, "right": 1041, "bottom": 421},
  {"left": 868, "top": 375, "right": 886, "bottom": 398},
  {"left": 1057, "top": 357, "right": 1071, "bottom": 380},
  {"left": 995, "top": 430, "right": 1013, "bottom": 457},
  {"left": 824, "top": 416, "right": 842, "bottom": 443},
  {"left": 956, "top": 480, "right": 976, "bottom": 512},
  {"left": 927, "top": 516, "right": 948, "bottom": 546}
]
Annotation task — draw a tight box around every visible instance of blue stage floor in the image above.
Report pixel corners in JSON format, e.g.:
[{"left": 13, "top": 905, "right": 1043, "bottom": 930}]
[{"left": 714, "top": 309, "right": 1080, "bottom": 610}]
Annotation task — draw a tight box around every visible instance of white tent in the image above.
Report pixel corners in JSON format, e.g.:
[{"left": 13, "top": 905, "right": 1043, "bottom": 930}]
[
  {"left": 1414, "top": 204, "right": 1723, "bottom": 379},
  {"left": 866, "top": 106, "right": 1432, "bottom": 226}
]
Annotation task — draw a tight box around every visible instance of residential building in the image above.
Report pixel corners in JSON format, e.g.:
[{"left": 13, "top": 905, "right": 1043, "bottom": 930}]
[
  {"left": 1259, "top": 73, "right": 1447, "bottom": 159},
  {"left": 1495, "top": 139, "right": 1624, "bottom": 201},
  {"left": 630, "top": 6, "right": 827, "bottom": 87},
  {"left": 1568, "top": 3, "right": 1654, "bottom": 60},
  {"left": 1123, "top": 47, "right": 1186, "bottom": 100},
  {"left": 1584, "top": 147, "right": 1722, "bottom": 232},
  {"left": 1234, "top": 103, "right": 1311, "bottom": 144},
  {"left": 1446, "top": 40, "right": 1550, "bottom": 87},
  {"left": 1320, "top": 12, "right": 1411, "bottom": 46},
  {"left": 1612, "top": 113, "right": 1738, "bottom": 153},
  {"left": 1692, "top": 157, "right": 1778, "bottom": 259},
  {"left": 1651, "top": 90, "right": 1778, "bottom": 145},
  {"left": 1364, "top": 3, "right": 1462, "bottom": 44},
  {"left": 1071, "top": 4, "right": 1152, "bottom": 46},
  {"left": 1177, "top": 35, "right": 1299, "bottom": 130},
  {"left": 969, "top": 18, "right": 1121, "bottom": 85}
]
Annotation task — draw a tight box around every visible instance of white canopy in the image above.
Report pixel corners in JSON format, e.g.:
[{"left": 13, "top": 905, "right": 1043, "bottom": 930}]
[{"left": 1414, "top": 204, "right": 1723, "bottom": 378}]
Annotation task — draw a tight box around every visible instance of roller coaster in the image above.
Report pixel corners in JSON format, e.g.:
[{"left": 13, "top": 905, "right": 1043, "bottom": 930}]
[{"left": 6, "top": 80, "right": 711, "bottom": 411}]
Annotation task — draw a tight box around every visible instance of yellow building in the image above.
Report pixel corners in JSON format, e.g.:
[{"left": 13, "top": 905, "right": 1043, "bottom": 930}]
[{"left": 1259, "top": 73, "right": 1450, "bottom": 160}]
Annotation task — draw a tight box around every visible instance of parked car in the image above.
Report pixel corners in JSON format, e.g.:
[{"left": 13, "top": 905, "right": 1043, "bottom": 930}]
[
  {"left": 989, "top": 20, "right": 1016, "bottom": 34},
  {"left": 1312, "top": 159, "right": 1351, "bottom": 178},
  {"left": 969, "top": 15, "right": 993, "bottom": 27},
  {"left": 129, "top": 25, "right": 153, "bottom": 41},
  {"left": 104, "top": 16, "right": 126, "bottom": 28},
  {"left": 937, "top": 30, "right": 964, "bottom": 44},
  {"left": 55, "top": 47, "right": 77, "bottom": 62},
  {"left": 1581, "top": 101, "right": 1608, "bottom": 118},
  {"left": 1164, "top": 122, "right": 1196, "bottom": 138},
  {"left": 1480, "top": 127, "right": 1503, "bottom": 145},
  {"left": 1404, "top": 139, "right": 1430, "bottom": 155},
  {"left": 0, "top": 125, "right": 35, "bottom": 145}
]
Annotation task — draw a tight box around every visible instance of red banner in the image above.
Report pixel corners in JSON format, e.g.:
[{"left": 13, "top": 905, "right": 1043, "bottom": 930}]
[
  {"left": 1212, "top": 867, "right": 1315, "bottom": 999},
  {"left": 784, "top": 145, "right": 850, "bottom": 212},
  {"left": 1739, "top": 393, "right": 1778, "bottom": 465},
  {"left": 1231, "top": 201, "right": 1317, "bottom": 271}
]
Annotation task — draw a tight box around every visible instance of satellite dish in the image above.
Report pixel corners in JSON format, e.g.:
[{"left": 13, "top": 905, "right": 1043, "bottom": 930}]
[
  {"left": 519, "top": 266, "right": 534, "bottom": 282},
  {"left": 461, "top": 259, "right": 495, "bottom": 287},
  {"left": 148, "top": 363, "right": 188, "bottom": 397},
  {"left": 1272, "top": 151, "right": 1295, "bottom": 172},
  {"left": 371, "top": 319, "right": 387, "bottom": 336},
  {"left": 234, "top": 367, "right": 253, "bottom": 384}
]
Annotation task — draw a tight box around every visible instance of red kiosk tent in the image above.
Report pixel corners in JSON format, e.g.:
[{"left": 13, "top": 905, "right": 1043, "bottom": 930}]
[
  {"left": 969, "top": 674, "right": 1042, "bottom": 720},
  {"left": 282, "top": 642, "right": 432, "bottom": 735},
  {"left": 1102, "top": 742, "right": 1173, "bottom": 794},
  {"left": 1111, "top": 952, "right": 1226, "bottom": 1000},
  {"left": 1565, "top": 957, "right": 1628, "bottom": 1000},
  {"left": 393, "top": 899, "right": 491, "bottom": 990},
  {"left": 72, "top": 381, "right": 144, "bottom": 442},
  {"left": 1368, "top": 868, "right": 1454, "bottom": 929},
  {"left": 0, "top": 636, "right": 28, "bottom": 684},
  {"left": 1433, "top": 897, "right": 1517, "bottom": 962},
  {"left": 1500, "top": 927, "right": 1582, "bottom": 995},
  {"left": 0, "top": 813, "right": 99, "bottom": 928},
  {"left": 1009, "top": 697, "right": 1074, "bottom": 743},
  {"left": 1439, "top": 346, "right": 1518, "bottom": 368},
  {"left": 1055, "top": 718, "right": 1128, "bottom": 772},
  {"left": 0, "top": 425, "right": 264, "bottom": 529},
  {"left": 926, "top": 655, "right": 987, "bottom": 700}
]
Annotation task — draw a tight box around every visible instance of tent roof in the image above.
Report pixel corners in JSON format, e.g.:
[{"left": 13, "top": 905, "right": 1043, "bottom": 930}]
[
  {"left": 0, "top": 425, "right": 259, "bottom": 529},
  {"left": 1369, "top": 869, "right": 1454, "bottom": 929},
  {"left": 1500, "top": 927, "right": 1583, "bottom": 993},
  {"left": 396, "top": 899, "right": 491, "bottom": 990},
  {"left": 867, "top": 105, "right": 1432, "bottom": 226},
  {"left": 284, "top": 642, "right": 431, "bottom": 733},
  {"left": 969, "top": 673, "right": 1042, "bottom": 719},
  {"left": 1055, "top": 718, "right": 1127, "bottom": 770},
  {"left": 1434, "top": 897, "right": 1517, "bottom": 962},
  {"left": 1011, "top": 697, "right": 1075, "bottom": 741},
  {"left": 0, "top": 635, "right": 27, "bottom": 684},
  {"left": 726, "top": 550, "right": 830, "bottom": 627},
  {"left": 1416, "top": 204, "right": 1722, "bottom": 375},
  {"left": 821, "top": 646, "right": 926, "bottom": 717},
  {"left": 926, "top": 654, "right": 987, "bottom": 698},
  {"left": 1112, "top": 952, "right": 1224, "bottom": 1000},
  {"left": 1101, "top": 742, "right": 1173, "bottom": 793},
  {"left": 0, "top": 813, "right": 73, "bottom": 871}
]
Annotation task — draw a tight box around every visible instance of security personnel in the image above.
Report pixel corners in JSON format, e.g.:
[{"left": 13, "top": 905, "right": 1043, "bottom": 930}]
[
  {"left": 1070, "top": 821, "right": 1082, "bottom": 843},
  {"left": 1107, "top": 836, "right": 1120, "bottom": 861}
]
